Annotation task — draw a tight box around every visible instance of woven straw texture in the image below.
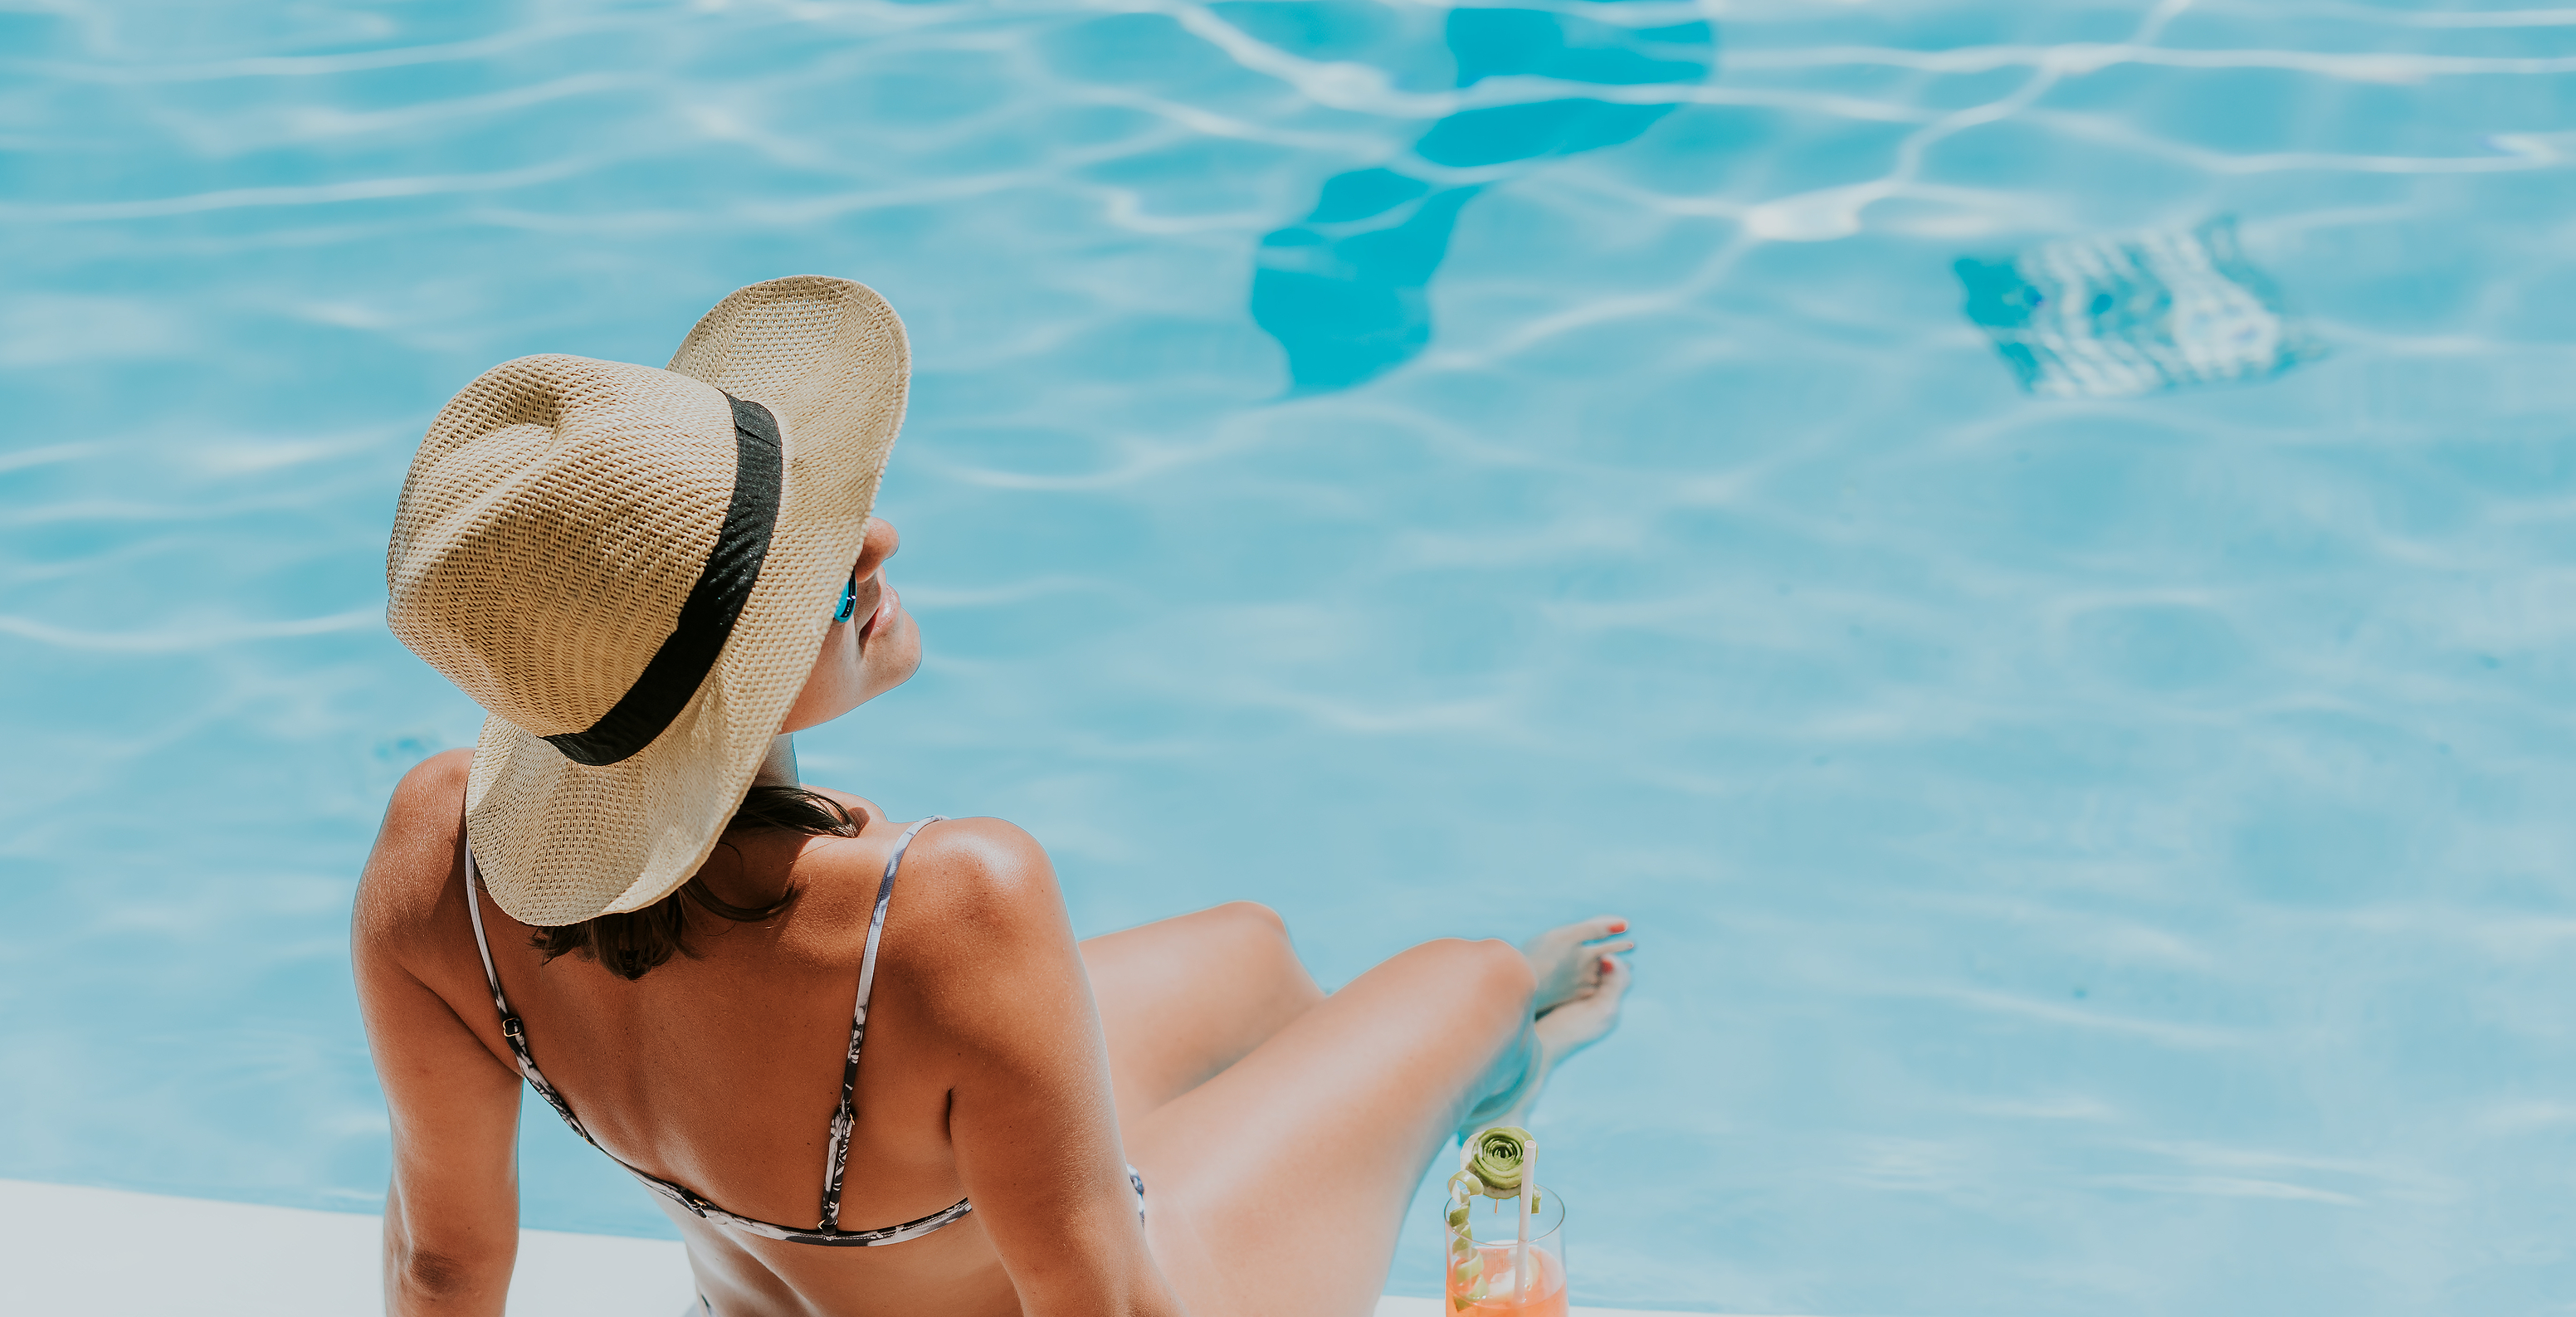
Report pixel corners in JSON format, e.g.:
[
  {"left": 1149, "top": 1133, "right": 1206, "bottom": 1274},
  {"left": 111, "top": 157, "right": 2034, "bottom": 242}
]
[{"left": 388, "top": 276, "right": 910, "bottom": 924}]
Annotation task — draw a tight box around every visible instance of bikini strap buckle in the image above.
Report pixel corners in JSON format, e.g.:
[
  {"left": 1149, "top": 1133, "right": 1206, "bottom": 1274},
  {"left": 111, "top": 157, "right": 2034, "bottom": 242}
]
[{"left": 500, "top": 1015, "right": 524, "bottom": 1041}]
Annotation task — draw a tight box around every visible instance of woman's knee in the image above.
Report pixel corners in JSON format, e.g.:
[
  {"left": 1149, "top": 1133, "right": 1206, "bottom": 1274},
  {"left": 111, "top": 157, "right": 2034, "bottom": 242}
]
[
  {"left": 1198, "top": 900, "right": 1295, "bottom": 965},
  {"left": 1200, "top": 901, "right": 1320, "bottom": 1002},
  {"left": 1408, "top": 937, "right": 1535, "bottom": 1015},
  {"left": 1205, "top": 899, "right": 1289, "bottom": 942},
  {"left": 1468, "top": 937, "right": 1537, "bottom": 1001}
]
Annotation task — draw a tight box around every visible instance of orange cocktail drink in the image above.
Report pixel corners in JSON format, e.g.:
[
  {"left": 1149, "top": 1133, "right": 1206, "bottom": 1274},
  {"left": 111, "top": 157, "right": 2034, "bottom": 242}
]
[{"left": 1447, "top": 1234, "right": 1568, "bottom": 1316}]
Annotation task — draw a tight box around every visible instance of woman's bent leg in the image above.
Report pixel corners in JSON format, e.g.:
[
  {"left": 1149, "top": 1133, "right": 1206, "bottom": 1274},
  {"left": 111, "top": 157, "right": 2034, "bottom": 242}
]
[
  {"left": 1132, "top": 937, "right": 1538, "bottom": 1317},
  {"left": 1082, "top": 902, "right": 1326, "bottom": 1130}
]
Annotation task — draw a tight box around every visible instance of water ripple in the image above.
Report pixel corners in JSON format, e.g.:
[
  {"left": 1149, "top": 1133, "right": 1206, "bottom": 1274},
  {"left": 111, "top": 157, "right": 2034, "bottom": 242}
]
[
  {"left": 9, "top": 1, "right": 2576, "bottom": 1311},
  {"left": 0, "top": 609, "right": 387, "bottom": 652},
  {"left": 0, "top": 160, "right": 603, "bottom": 222},
  {"left": 1729, "top": 43, "right": 2576, "bottom": 82}
]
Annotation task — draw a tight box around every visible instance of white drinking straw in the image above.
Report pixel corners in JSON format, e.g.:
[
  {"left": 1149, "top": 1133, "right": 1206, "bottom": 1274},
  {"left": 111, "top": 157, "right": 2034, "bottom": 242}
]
[{"left": 1515, "top": 1138, "right": 1536, "bottom": 1303}]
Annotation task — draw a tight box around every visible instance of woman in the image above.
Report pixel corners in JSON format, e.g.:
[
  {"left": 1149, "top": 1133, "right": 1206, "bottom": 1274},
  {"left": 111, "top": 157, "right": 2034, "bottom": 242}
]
[{"left": 354, "top": 276, "right": 1632, "bottom": 1317}]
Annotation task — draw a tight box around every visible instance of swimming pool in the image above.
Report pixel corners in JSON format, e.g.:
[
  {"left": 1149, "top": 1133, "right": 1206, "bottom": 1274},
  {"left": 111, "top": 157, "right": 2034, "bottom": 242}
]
[{"left": 7, "top": 0, "right": 2576, "bottom": 1310}]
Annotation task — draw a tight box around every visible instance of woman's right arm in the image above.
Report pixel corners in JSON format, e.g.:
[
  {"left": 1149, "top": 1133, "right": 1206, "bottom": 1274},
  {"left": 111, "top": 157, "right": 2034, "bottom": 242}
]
[
  {"left": 900, "top": 818, "right": 1191, "bottom": 1317},
  {"left": 354, "top": 753, "right": 526, "bottom": 1316}
]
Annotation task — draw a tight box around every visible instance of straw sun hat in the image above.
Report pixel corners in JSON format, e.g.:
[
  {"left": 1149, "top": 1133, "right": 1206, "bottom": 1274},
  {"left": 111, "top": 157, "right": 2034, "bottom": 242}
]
[{"left": 387, "top": 276, "right": 909, "bottom": 926}]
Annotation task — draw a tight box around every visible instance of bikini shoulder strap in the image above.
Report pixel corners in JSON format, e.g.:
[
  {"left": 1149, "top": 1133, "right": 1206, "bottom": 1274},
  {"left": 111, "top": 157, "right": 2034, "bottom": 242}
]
[
  {"left": 461, "top": 845, "right": 516, "bottom": 1035},
  {"left": 462, "top": 843, "right": 603, "bottom": 1148},
  {"left": 817, "top": 815, "right": 947, "bottom": 1232}
]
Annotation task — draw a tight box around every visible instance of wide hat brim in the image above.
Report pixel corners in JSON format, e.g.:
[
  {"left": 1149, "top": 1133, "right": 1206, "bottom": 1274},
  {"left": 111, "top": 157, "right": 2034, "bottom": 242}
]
[{"left": 461, "top": 276, "right": 909, "bottom": 925}]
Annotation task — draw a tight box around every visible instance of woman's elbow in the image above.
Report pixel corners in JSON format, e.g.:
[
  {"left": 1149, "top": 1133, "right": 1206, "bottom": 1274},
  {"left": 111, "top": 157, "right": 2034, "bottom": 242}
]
[{"left": 383, "top": 1226, "right": 513, "bottom": 1313}]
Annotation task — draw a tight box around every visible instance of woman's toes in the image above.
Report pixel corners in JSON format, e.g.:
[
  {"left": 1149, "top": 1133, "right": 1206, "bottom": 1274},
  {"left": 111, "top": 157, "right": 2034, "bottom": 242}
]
[
  {"left": 1520, "top": 916, "right": 1625, "bottom": 960},
  {"left": 1534, "top": 957, "right": 1630, "bottom": 1056},
  {"left": 1566, "top": 915, "right": 1627, "bottom": 944},
  {"left": 1522, "top": 915, "right": 1635, "bottom": 1012}
]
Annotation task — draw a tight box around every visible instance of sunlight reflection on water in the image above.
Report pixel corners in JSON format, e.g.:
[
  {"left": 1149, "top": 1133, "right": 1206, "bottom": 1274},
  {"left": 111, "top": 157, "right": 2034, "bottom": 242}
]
[{"left": 7, "top": 2, "right": 2576, "bottom": 1313}]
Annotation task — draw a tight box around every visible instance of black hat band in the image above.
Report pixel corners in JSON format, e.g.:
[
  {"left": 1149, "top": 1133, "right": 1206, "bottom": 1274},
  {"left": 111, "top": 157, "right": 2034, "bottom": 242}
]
[{"left": 543, "top": 394, "right": 783, "bottom": 767}]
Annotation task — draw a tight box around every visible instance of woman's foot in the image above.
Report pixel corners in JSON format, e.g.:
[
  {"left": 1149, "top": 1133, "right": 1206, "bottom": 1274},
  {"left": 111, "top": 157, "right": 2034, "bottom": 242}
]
[
  {"left": 1530, "top": 954, "right": 1628, "bottom": 1065},
  {"left": 1458, "top": 921, "right": 1636, "bottom": 1137},
  {"left": 1520, "top": 915, "right": 1633, "bottom": 1014}
]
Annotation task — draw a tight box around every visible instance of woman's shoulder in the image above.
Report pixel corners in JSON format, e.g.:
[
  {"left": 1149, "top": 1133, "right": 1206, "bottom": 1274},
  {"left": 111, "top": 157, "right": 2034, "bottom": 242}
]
[
  {"left": 354, "top": 749, "right": 475, "bottom": 954},
  {"left": 911, "top": 816, "right": 1063, "bottom": 930},
  {"left": 825, "top": 812, "right": 1085, "bottom": 1050},
  {"left": 903, "top": 815, "right": 1054, "bottom": 895},
  {"left": 789, "top": 807, "right": 1066, "bottom": 960},
  {"left": 389, "top": 746, "right": 476, "bottom": 811},
  {"left": 808, "top": 807, "right": 1059, "bottom": 919}
]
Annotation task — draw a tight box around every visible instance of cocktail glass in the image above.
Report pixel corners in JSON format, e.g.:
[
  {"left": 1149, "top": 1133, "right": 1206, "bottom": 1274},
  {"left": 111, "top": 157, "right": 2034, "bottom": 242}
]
[{"left": 1442, "top": 1185, "right": 1566, "bottom": 1316}]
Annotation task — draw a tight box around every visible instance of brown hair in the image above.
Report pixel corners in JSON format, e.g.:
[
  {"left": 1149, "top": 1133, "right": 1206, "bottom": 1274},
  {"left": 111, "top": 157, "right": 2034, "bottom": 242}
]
[{"left": 529, "top": 784, "right": 864, "bottom": 981}]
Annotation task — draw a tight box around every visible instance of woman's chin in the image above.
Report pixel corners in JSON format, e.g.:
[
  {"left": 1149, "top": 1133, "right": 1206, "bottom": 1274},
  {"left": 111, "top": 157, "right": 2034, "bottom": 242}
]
[
  {"left": 780, "top": 611, "right": 921, "bottom": 733},
  {"left": 871, "top": 621, "right": 925, "bottom": 693},
  {"left": 851, "top": 612, "right": 924, "bottom": 703}
]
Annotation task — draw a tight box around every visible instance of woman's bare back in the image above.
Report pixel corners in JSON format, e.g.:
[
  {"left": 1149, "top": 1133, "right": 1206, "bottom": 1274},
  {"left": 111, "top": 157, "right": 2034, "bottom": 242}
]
[{"left": 360, "top": 750, "right": 1139, "bottom": 1316}]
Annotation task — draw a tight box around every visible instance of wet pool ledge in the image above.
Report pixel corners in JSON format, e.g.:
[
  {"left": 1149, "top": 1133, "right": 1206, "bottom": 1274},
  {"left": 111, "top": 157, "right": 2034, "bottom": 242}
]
[{"left": 2, "top": 1179, "right": 1742, "bottom": 1316}]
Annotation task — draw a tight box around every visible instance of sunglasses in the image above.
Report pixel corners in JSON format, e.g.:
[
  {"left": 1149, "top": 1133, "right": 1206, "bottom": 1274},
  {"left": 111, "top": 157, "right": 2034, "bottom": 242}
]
[{"left": 832, "top": 570, "right": 859, "bottom": 624}]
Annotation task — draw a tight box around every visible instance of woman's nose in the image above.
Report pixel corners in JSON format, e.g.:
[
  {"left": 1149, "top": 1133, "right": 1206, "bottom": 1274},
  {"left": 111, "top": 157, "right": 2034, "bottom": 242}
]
[{"left": 856, "top": 516, "right": 900, "bottom": 577}]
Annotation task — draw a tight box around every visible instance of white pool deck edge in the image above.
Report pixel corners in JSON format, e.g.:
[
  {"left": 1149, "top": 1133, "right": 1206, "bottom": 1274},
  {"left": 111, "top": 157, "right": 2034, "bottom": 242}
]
[{"left": 2, "top": 1179, "right": 1754, "bottom": 1316}]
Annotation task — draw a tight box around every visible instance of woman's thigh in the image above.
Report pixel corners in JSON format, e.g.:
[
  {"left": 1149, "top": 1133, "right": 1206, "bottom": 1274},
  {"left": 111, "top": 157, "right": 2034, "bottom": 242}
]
[
  {"left": 1133, "top": 937, "right": 1537, "bottom": 1317},
  {"left": 1081, "top": 902, "right": 1325, "bottom": 1129}
]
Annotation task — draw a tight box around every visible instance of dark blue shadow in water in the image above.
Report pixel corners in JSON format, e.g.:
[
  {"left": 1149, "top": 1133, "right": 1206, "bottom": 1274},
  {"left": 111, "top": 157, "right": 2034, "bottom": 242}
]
[
  {"left": 1953, "top": 217, "right": 2322, "bottom": 399},
  {"left": 1251, "top": 4, "right": 1715, "bottom": 393}
]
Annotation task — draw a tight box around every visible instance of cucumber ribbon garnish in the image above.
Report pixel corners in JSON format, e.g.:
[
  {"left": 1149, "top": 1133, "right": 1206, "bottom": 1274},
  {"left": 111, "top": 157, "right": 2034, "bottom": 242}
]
[{"left": 1447, "top": 1125, "right": 1539, "bottom": 1310}]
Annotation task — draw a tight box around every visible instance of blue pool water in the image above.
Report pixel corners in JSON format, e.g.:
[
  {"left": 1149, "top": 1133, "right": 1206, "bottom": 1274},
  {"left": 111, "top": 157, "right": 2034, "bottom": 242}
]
[{"left": 8, "top": 2, "right": 2576, "bottom": 1312}]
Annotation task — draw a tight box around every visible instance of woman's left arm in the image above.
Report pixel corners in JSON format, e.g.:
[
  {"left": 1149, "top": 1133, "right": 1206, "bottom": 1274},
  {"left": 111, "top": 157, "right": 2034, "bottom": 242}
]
[
  {"left": 902, "top": 818, "right": 1188, "bottom": 1317},
  {"left": 354, "top": 754, "right": 526, "bottom": 1315}
]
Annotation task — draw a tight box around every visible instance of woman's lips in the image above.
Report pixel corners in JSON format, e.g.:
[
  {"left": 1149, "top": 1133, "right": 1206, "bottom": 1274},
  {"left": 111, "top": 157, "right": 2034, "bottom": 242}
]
[{"left": 858, "top": 583, "right": 898, "bottom": 641}]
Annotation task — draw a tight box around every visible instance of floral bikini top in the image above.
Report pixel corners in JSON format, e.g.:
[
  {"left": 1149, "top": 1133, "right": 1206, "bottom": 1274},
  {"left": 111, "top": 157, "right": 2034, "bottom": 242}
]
[{"left": 465, "top": 816, "right": 976, "bottom": 1246}]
